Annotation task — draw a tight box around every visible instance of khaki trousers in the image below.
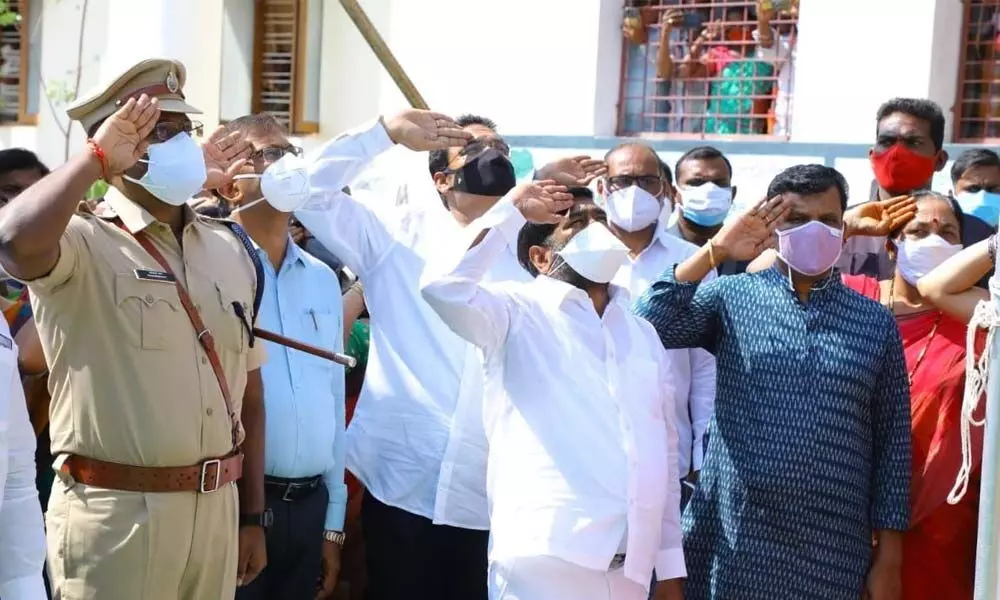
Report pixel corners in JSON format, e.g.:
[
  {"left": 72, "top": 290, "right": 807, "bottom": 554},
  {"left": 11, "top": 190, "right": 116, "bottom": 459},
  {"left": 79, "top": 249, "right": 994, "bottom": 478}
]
[{"left": 46, "top": 476, "right": 239, "bottom": 600}]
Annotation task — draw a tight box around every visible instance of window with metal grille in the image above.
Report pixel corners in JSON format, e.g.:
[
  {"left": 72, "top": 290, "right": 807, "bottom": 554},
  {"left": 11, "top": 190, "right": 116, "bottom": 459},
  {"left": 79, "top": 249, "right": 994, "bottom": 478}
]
[
  {"left": 0, "top": 0, "right": 30, "bottom": 124},
  {"left": 956, "top": 0, "right": 1000, "bottom": 142},
  {"left": 252, "top": 0, "right": 319, "bottom": 134},
  {"left": 617, "top": 0, "right": 798, "bottom": 138}
]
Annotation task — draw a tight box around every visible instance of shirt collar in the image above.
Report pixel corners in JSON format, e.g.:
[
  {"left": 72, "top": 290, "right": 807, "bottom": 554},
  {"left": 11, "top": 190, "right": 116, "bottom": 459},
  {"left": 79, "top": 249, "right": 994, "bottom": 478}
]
[
  {"left": 532, "top": 275, "right": 631, "bottom": 313},
  {"left": 98, "top": 186, "right": 198, "bottom": 233},
  {"left": 252, "top": 235, "right": 307, "bottom": 269}
]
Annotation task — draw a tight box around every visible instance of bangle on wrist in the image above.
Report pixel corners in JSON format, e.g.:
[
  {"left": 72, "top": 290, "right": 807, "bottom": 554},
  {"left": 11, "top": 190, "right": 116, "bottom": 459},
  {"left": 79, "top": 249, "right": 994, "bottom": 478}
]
[
  {"left": 707, "top": 240, "right": 718, "bottom": 269},
  {"left": 323, "top": 530, "right": 346, "bottom": 547},
  {"left": 86, "top": 139, "right": 110, "bottom": 182},
  {"left": 989, "top": 234, "right": 997, "bottom": 265}
]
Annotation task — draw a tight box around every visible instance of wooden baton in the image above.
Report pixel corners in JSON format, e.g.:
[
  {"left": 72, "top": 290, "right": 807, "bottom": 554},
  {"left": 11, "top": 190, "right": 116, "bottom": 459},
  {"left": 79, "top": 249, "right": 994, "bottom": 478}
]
[
  {"left": 253, "top": 327, "right": 357, "bottom": 369},
  {"left": 338, "top": 0, "right": 430, "bottom": 110}
]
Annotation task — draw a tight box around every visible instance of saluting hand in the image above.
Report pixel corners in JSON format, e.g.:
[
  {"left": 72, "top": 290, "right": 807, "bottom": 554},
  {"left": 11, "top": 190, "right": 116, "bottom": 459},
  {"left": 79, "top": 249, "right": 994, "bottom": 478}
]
[
  {"left": 202, "top": 126, "right": 253, "bottom": 191},
  {"left": 383, "top": 109, "right": 473, "bottom": 151},
  {"left": 843, "top": 195, "right": 917, "bottom": 240},
  {"left": 712, "top": 195, "right": 792, "bottom": 262},
  {"left": 510, "top": 180, "right": 575, "bottom": 224},
  {"left": 92, "top": 94, "right": 161, "bottom": 175},
  {"left": 535, "top": 155, "right": 608, "bottom": 187}
]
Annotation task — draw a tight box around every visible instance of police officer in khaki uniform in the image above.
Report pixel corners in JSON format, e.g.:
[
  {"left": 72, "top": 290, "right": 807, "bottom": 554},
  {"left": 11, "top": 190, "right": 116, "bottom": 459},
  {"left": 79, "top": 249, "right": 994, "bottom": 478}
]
[{"left": 0, "top": 58, "right": 269, "bottom": 599}]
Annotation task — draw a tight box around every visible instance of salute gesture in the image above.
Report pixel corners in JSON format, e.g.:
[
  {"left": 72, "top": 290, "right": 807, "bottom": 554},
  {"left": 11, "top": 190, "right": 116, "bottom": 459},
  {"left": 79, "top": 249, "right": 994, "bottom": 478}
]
[
  {"left": 92, "top": 94, "right": 161, "bottom": 176},
  {"left": 510, "top": 180, "right": 575, "bottom": 224},
  {"left": 712, "top": 195, "right": 792, "bottom": 262},
  {"left": 202, "top": 126, "right": 253, "bottom": 190},
  {"left": 843, "top": 195, "right": 917, "bottom": 239},
  {"left": 384, "top": 109, "right": 473, "bottom": 151}
]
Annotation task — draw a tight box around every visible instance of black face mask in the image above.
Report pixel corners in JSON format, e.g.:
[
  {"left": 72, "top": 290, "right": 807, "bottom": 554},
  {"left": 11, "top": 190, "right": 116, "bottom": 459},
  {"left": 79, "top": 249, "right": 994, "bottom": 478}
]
[{"left": 450, "top": 148, "right": 516, "bottom": 196}]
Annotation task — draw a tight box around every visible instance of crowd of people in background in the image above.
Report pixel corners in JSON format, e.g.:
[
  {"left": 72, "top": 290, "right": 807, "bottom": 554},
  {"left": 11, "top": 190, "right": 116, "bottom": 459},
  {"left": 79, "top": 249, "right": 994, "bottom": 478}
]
[{"left": 0, "top": 47, "right": 996, "bottom": 600}]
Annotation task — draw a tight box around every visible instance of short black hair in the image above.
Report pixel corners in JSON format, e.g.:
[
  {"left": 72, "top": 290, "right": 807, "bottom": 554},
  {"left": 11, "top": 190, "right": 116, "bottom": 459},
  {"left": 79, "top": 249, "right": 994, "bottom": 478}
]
[
  {"left": 951, "top": 148, "right": 1000, "bottom": 184},
  {"left": 0, "top": 148, "right": 49, "bottom": 178},
  {"left": 766, "top": 164, "right": 850, "bottom": 211},
  {"left": 675, "top": 146, "right": 733, "bottom": 180},
  {"left": 875, "top": 97, "right": 945, "bottom": 151},
  {"left": 516, "top": 187, "right": 593, "bottom": 276},
  {"left": 604, "top": 142, "right": 672, "bottom": 184},
  {"left": 222, "top": 112, "right": 288, "bottom": 138},
  {"left": 428, "top": 114, "right": 498, "bottom": 176}
]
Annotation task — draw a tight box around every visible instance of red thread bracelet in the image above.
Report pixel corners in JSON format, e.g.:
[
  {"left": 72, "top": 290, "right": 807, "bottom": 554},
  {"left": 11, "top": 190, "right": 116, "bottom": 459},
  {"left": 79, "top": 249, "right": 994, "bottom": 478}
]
[{"left": 86, "top": 139, "right": 110, "bottom": 182}]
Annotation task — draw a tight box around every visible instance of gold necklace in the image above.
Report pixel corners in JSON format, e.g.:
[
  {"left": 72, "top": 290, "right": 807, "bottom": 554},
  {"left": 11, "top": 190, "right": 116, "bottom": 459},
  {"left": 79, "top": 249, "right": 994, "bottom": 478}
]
[{"left": 886, "top": 277, "right": 940, "bottom": 384}]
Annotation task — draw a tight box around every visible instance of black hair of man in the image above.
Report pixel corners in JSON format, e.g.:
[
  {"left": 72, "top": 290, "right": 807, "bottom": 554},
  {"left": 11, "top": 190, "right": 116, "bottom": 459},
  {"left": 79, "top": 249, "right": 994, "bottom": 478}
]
[
  {"left": 0, "top": 148, "right": 49, "bottom": 177},
  {"left": 428, "top": 114, "right": 499, "bottom": 176},
  {"left": 222, "top": 112, "right": 288, "bottom": 138},
  {"left": 875, "top": 97, "right": 945, "bottom": 151},
  {"left": 950, "top": 148, "right": 1000, "bottom": 185},
  {"left": 516, "top": 187, "right": 593, "bottom": 276},
  {"left": 766, "top": 164, "right": 850, "bottom": 212},
  {"left": 674, "top": 146, "right": 733, "bottom": 180}
]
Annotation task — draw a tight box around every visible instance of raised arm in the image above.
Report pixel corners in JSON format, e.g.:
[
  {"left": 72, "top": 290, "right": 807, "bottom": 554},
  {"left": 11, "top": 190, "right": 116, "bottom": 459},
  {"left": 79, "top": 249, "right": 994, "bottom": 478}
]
[
  {"left": 0, "top": 95, "right": 160, "bottom": 281},
  {"left": 636, "top": 195, "right": 790, "bottom": 351},
  {"left": 917, "top": 237, "right": 992, "bottom": 323},
  {"left": 296, "top": 111, "right": 471, "bottom": 279},
  {"left": 421, "top": 182, "right": 572, "bottom": 353},
  {"left": 656, "top": 10, "right": 685, "bottom": 80}
]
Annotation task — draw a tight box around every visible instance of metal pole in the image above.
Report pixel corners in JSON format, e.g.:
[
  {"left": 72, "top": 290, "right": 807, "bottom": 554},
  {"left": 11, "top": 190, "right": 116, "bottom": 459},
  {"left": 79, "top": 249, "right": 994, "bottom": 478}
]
[
  {"left": 338, "top": 0, "right": 430, "bottom": 110},
  {"left": 976, "top": 275, "right": 1000, "bottom": 599}
]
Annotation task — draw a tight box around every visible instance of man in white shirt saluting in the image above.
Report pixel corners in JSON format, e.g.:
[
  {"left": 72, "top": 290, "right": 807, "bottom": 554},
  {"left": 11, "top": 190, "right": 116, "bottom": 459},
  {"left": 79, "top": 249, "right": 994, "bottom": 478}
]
[
  {"left": 600, "top": 143, "right": 717, "bottom": 507},
  {"left": 0, "top": 312, "right": 46, "bottom": 599},
  {"left": 421, "top": 183, "right": 686, "bottom": 600}
]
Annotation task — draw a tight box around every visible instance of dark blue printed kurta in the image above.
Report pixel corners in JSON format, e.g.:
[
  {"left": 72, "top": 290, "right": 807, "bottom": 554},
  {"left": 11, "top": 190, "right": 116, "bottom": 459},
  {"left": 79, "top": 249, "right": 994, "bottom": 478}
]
[{"left": 634, "top": 267, "right": 910, "bottom": 600}]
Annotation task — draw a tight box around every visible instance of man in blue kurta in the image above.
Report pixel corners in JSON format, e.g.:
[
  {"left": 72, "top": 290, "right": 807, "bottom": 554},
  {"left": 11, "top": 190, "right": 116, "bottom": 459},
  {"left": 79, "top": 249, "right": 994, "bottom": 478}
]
[{"left": 634, "top": 164, "right": 910, "bottom": 600}]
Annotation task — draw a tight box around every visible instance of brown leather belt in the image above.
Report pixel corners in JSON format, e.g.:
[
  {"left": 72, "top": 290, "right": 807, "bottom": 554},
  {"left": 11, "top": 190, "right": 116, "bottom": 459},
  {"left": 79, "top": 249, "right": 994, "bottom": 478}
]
[{"left": 60, "top": 452, "right": 243, "bottom": 493}]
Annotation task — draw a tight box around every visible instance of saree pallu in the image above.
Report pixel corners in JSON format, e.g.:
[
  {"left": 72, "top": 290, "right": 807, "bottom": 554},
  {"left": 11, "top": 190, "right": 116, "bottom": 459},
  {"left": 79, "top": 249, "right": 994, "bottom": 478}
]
[{"left": 845, "top": 275, "right": 981, "bottom": 599}]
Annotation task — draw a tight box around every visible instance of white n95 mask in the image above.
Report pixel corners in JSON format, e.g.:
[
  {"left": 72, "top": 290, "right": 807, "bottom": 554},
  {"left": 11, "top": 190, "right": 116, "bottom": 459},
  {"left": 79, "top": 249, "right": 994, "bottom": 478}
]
[
  {"left": 124, "top": 132, "right": 208, "bottom": 206},
  {"left": 554, "top": 222, "right": 630, "bottom": 284},
  {"left": 895, "top": 234, "right": 962, "bottom": 286},
  {"left": 605, "top": 185, "right": 662, "bottom": 232},
  {"left": 231, "top": 153, "right": 311, "bottom": 214}
]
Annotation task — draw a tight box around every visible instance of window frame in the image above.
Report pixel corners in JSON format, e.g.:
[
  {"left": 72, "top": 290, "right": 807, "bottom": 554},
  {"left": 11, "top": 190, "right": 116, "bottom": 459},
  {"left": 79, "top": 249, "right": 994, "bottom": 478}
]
[
  {"left": 251, "top": 0, "right": 318, "bottom": 135},
  {"left": 954, "top": 0, "right": 1000, "bottom": 143},
  {"left": 615, "top": 0, "right": 795, "bottom": 140}
]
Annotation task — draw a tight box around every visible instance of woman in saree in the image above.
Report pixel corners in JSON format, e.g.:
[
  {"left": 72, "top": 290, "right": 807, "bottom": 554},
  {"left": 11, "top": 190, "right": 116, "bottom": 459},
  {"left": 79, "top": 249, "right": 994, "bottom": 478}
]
[{"left": 841, "top": 190, "right": 980, "bottom": 599}]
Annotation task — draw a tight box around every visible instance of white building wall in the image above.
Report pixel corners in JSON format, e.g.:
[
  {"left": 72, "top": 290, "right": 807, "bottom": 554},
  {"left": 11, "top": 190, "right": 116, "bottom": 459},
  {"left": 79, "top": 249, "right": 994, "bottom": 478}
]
[{"left": 0, "top": 0, "right": 981, "bottom": 205}]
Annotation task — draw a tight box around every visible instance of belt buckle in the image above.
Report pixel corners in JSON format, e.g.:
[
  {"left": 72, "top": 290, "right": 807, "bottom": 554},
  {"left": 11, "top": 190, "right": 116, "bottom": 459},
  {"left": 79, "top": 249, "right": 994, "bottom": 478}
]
[
  {"left": 281, "top": 483, "right": 297, "bottom": 502},
  {"left": 199, "top": 458, "right": 222, "bottom": 493}
]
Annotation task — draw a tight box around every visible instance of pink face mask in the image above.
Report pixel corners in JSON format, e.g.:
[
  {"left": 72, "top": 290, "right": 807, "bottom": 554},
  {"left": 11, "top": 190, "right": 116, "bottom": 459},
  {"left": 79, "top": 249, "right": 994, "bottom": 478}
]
[{"left": 776, "top": 220, "right": 844, "bottom": 276}]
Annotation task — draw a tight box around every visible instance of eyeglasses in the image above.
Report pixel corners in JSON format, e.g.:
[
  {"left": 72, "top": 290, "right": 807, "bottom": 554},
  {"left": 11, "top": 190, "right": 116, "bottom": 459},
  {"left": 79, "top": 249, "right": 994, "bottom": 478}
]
[
  {"left": 249, "top": 145, "right": 304, "bottom": 166},
  {"left": 149, "top": 120, "right": 204, "bottom": 143},
  {"left": 606, "top": 175, "right": 663, "bottom": 195}
]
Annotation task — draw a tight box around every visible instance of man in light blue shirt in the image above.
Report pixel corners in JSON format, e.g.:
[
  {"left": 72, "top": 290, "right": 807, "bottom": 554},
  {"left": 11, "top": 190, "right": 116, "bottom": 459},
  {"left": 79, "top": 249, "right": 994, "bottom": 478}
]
[{"left": 219, "top": 113, "right": 348, "bottom": 600}]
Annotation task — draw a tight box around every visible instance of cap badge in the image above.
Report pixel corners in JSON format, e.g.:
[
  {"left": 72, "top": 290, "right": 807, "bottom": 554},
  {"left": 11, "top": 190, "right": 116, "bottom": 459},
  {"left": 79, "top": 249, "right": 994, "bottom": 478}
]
[{"left": 165, "top": 71, "right": 179, "bottom": 94}]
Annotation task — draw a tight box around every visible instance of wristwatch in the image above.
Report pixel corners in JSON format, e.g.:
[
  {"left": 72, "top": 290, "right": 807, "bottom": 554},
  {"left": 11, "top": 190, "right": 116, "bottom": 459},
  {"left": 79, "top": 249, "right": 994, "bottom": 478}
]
[
  {"left": 239, "top": 509, "right": 274, "bottom": 530},
  {"left": 323, "top": 530, "right": 346, "bottom": 547}
]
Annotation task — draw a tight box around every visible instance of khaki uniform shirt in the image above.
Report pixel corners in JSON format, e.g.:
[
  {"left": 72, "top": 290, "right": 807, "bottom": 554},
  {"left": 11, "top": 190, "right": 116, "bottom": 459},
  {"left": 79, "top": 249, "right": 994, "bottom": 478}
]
[{"left": 20, "top": 188, "right": 266, "bottom": 467}]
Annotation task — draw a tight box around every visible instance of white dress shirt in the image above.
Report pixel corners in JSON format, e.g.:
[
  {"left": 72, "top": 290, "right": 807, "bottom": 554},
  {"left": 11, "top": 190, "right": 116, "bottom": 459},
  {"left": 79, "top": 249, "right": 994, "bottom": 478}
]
[
  {"left": 0, "top": 317, "right": 47, "bottom": 599},
  {"left": 295, "top": 120, "right": 531, "bottom": 530},
  {"left": 613, "top": 226, "right": 717, "bottom": 476},
  {"left": 420, "top": 199, "right": 686, "bottom": 588}
]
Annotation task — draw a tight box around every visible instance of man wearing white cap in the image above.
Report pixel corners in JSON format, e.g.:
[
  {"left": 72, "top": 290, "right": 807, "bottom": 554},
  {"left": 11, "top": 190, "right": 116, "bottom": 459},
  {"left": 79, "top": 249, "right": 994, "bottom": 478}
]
[{"left": 0, "top": 58, "right": 265, "bottom": 599}]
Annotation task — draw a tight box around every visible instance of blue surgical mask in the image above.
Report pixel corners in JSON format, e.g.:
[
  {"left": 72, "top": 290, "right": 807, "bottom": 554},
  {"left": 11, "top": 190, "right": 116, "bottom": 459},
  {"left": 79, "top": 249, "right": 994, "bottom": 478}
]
[{"left": 955, "top": 189, "right": 1000, "bottom": 228}]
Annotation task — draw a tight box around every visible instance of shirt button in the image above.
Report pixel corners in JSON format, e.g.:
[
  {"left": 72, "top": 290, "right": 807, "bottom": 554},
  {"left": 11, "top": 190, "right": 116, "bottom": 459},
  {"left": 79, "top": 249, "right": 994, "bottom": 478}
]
[
  {"left": 207, "top": 408, "right": 214, "bottom": 416},
  {"left": 201, "top": 356, "right": 208, "bottom": 365},
  {"left": 144, "top": 294, "right": 154, "bottom": 303}
]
